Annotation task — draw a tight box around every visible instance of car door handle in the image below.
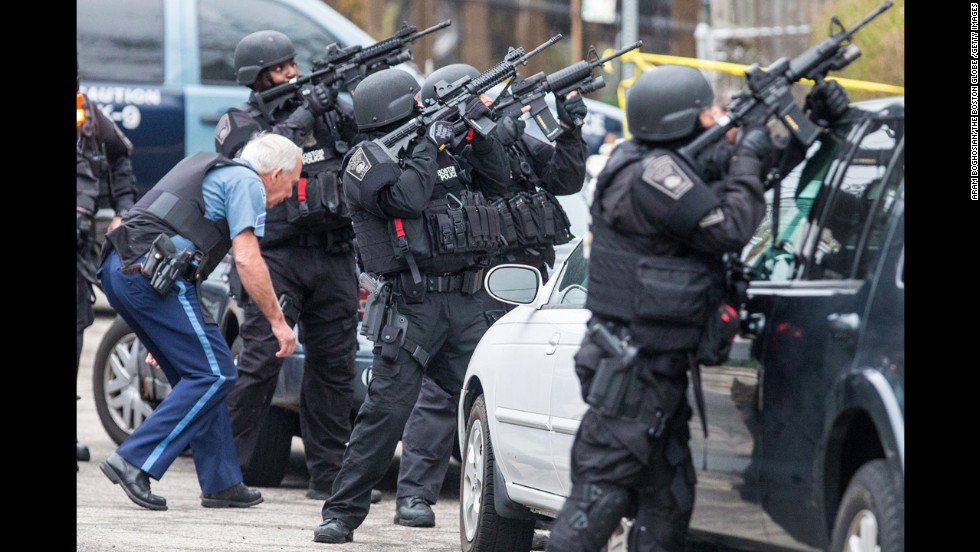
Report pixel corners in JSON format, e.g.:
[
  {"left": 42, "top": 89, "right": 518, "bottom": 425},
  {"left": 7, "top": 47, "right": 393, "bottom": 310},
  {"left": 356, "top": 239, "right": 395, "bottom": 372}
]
[
  {"left": 546, "top": 333, "right": 560, "bottom": 355},
  {"left": 827, "top": 312, "right": 860, "bottom": 339},
  {"left": 200, "top": 114, "right": 222, "bottom": 125}
]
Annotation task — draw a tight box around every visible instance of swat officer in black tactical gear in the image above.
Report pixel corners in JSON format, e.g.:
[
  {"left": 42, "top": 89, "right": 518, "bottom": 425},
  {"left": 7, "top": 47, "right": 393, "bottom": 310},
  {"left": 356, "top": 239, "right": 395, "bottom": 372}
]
[
  {"left": 390, "top": 63, "right": 590, "bottom": 527},
  {"left": 214, "top": 30, "right": 364, "bottom": 501},
  {"left": 546, "top": 65, "right": 852, "bottom": 552},
  {"left": 77, "top": 65, "right": 137, "bottom": 466},
  {"left": 313, "top": 67, "right": 509, "bottom": 544},
  {"left": 391, "top": 63, "right": 520, "bottom": 528},
  {"left": 482, "top": 78, "right": 589, "bottom": 288},
  {"left": 546, "top": 64, "right": 771, "bottom": 552}
]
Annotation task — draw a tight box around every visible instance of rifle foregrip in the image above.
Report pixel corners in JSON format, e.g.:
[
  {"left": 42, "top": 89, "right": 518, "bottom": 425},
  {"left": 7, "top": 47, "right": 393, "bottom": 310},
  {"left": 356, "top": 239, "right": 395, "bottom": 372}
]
[{"left": 546, "top": 61, "right": 592, "bottom": 95}]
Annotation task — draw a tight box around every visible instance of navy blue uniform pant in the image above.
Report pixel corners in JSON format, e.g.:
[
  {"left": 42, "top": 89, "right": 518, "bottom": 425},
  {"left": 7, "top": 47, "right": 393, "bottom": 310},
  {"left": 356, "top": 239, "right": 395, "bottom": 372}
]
[{"left": 99, "top": 250, "right": 242, "bottom": 494}]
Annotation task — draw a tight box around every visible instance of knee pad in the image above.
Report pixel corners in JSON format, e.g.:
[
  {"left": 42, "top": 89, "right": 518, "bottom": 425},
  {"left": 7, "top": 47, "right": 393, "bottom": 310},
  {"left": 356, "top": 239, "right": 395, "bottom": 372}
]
[{"left": 552, "top": 483, "right": 632, "bottom": 552}]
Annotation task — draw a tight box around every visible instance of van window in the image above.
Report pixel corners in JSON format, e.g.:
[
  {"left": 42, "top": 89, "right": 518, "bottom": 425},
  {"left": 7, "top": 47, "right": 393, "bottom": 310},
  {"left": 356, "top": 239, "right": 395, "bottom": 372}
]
[
  {"left": 77, "top": 0, "right": 165, "bottom": 84},
  {"left": 807, "top": 117, "right": 900, "bottom": 280},
  {"left": 199, "top": 0, "right": 347, "bottom": 85}
]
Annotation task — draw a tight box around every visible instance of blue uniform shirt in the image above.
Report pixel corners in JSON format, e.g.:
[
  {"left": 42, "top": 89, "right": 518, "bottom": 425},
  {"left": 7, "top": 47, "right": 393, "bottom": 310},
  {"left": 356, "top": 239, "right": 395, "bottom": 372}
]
[{"left": 170, "top": 159, "right": 267, "bottom": 253}]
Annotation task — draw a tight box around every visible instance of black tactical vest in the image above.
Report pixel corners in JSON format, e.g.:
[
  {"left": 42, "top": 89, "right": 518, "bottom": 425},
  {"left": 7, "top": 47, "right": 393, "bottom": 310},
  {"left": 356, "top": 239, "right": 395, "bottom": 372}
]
[
  {"left": 231, "top": 100, "right": 353, "bottom": 243},
  {"left": 343, "top": 140, "right": 501, "bottom": 276},
  {"left": 586, "top": 143, "right": 723, "bottom": 351},
  {"left": 105, "top": 152, "right": 238, "bottom": 279}
]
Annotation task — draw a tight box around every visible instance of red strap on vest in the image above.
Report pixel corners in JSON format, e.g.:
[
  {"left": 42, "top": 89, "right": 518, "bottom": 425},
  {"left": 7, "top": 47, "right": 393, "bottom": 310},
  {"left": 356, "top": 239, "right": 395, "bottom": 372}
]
[
  {"left": 394, "top": 217, "right": 406, "bottom": 237},
  {"left": 297, "top": 177, "right": 308, "bottom": 202},
  {"left": 465, "top": 128, "right": 474, "bottom": 142}
]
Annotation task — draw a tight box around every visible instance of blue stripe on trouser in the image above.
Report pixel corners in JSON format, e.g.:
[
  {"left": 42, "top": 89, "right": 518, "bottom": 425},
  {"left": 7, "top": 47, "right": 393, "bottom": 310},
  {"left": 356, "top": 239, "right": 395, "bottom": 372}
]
[
  {"left": 99, "top": 250, "right": 242, "bottom": 493},
  {"left": 143, "top": 279, "right": 226, "bottom": 469}
]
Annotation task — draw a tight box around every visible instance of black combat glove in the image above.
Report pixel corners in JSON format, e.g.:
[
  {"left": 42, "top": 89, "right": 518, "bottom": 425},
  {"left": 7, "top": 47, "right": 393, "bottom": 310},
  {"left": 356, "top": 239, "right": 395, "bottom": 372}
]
[
  {"left": 555, "top": 92, "right": 588, "bottom": 128},
  {"left": 463, "top": 96, "right": 490, "bottom": 122},
  {"left": 733, "top": 124, "right": 773, "bottom": 162},
  {"left": 804, "top": 79, "right": 850, "bottom": 127},
  {"left": 494, "top": 115, "right": 525, "bottom": 147},
  {"left": 425, "top": 120, "right": 455, "bottom": 150},
  {"left": 304, "top": 82, "right": 337, "bottom": 118}
]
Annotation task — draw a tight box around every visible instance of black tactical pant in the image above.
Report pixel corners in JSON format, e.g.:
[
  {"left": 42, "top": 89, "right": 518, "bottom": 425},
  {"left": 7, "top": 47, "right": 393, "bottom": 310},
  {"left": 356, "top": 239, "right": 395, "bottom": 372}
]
[
  {"left": 397, "top": 375, "right": 457, "bottom": 503},
  {"left": 548, "top": 350, "right": 696, "bottom": 552},
  {"left": 227, "top": 243, "right": 358, "bottom": 492},
  {"left": 77, "top": 268, "right": 96, "bottom": 375},
  {"left": 320, "top": 284, "right": 489, "bottom": 529}
]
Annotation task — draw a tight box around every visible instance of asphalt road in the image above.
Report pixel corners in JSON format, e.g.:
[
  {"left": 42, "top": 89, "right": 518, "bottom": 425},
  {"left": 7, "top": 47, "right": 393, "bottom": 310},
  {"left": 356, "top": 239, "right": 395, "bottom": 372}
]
[{"left": 76, "top": 311, "right": 472, "bottom": 551}]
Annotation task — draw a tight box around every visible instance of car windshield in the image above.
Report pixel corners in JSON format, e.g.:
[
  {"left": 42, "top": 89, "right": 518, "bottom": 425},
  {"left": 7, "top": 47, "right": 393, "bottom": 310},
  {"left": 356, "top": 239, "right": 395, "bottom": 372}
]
[{"left": 547, "top": 240, "right": 589, "bottom": 307}]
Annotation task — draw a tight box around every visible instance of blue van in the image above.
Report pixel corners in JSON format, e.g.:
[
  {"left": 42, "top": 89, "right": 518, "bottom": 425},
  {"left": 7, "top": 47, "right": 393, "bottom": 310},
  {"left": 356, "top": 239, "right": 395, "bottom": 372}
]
[{"left": 77, "top": 0, "right": 382, "bottom": 198}]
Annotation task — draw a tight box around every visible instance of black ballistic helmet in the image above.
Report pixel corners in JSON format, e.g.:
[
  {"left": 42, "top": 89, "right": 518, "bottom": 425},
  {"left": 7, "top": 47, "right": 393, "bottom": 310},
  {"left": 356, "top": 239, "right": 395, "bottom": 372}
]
[
  {"left": 234, "top": 30, "right": 296, "bottom": 86},
  {"left": 627, "top": 65, "right": 714, "bottom": 142},
  {"left": 352, "top": 68, "right": 421, "bottom": 130},
  {"left": 420, "top": 64, "right": 480, "bottom": 106}
]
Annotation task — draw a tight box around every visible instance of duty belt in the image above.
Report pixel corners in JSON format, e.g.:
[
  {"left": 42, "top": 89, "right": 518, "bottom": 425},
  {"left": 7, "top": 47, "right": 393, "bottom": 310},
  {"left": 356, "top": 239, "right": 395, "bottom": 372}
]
[
  {"left": 424, "top": 270, "right": 483, "bottom": 294},
  {"left": 291, "top": 230, "right": 354, "bottom": 252},
  {"left": 390, "top": 269, "right": 484, "bottom": 295}
]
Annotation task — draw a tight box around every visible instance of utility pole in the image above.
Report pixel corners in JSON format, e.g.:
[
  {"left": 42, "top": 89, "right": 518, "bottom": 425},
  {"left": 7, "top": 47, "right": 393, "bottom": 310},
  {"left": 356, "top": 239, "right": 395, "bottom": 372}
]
[
  {"left": 621, "top": 0, "right": 638, "bottom": 81},
  {"left": 570, "top": 0, "right": 582, "bottom": 62}
]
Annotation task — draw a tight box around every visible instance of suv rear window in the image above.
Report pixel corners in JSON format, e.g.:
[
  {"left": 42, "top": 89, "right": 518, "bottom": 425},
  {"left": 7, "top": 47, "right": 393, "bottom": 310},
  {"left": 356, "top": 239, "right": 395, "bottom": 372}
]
[
  {"left": 199, "top": 0, "right": 348, "bottom": 84},
  {"left": 77, "top": 0, "right": 165, "bottom": 84}
]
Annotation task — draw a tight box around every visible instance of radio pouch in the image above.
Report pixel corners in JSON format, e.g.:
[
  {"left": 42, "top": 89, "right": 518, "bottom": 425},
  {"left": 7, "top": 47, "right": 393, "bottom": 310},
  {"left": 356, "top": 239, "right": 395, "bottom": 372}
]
[{"left": 379, "top": 310, "right": 409, "bottom": 362}]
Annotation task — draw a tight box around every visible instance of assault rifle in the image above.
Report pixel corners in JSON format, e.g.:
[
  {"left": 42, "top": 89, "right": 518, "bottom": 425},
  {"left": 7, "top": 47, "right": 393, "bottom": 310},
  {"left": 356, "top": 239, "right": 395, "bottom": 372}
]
[
  {"left": 493, "top": 41, "right": 642, "bottom": 141},
  {"left": 373, "top": 34, "right": 563, "bottom": 162},
  {"left": 678, "top": 1, "right": 893, "bottom": 175},
  {"left": 257, "top": 19, "right": 451, "bottom": 104}
]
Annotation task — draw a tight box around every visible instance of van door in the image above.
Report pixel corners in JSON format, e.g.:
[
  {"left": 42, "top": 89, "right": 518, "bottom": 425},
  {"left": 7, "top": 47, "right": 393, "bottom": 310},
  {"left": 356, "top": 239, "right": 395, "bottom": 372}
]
[{"left": 77, "top": 0, "right": 184, "bottom": 197}]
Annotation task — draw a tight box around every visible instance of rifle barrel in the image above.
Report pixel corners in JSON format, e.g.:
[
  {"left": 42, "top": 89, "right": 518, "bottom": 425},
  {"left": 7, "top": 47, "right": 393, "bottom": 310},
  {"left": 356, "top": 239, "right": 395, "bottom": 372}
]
[
  {"left": 410, "top": 19, "right": 451, "bottom": 40},
  {"left": 597, "top": 40, "right": 643, "bottom": 65},
  {"left": 521, "top": 34, "right": 563, "bottom": 64},
  {"left": 845, "top": 1, "right": 892, "bottom": 38}
]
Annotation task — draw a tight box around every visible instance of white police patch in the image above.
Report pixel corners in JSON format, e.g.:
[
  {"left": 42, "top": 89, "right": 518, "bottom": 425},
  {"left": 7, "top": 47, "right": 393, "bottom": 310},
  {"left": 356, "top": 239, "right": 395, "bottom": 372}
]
[
  {"left": 345, "top": 147, "right": 372, "bottom": 182},
  {"left": 214, "top": 114, "right": 231, "bottom": 146},
  {"left": 641, "top": 156, "right": 693, "bottom": 200},
  {"left": 302, "top": 148, "right": 326, "bottom": 165}
]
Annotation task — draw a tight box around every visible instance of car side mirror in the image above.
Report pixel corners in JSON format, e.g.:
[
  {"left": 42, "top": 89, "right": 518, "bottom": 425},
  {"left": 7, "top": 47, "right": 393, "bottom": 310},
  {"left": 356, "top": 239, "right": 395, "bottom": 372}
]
[{"left": 484, "top": 264, "right": 542, "bottom": 305}]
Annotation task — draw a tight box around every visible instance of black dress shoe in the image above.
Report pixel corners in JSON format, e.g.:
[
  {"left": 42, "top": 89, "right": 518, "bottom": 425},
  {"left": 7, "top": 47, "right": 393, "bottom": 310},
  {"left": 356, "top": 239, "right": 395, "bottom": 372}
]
[
  {"left": 313, "top": 518, "right": 354, "bottom": 543},
  {"left": 100, "top": 452, "right": 168, "bottom": 511},
  {"left": 77, "top": 440, "right": 90, "bottom": 462},
  {"left": 201, "top": 482, "right": 263, "bottom": 508},
  {"left": 393, "top": 496, "right": 435, "bottom": 527}
]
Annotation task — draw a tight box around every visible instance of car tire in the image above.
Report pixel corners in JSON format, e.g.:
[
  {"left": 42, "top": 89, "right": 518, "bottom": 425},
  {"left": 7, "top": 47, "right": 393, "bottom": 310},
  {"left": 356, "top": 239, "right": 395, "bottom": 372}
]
[
  {"left": 460, "top": 395, "right": 535, "bottom": 552},
  {"left": 829, "top": 459, "right": 904, "bottom": 552},
  {"left": 92, "top": 316, "right": 169, "bottom": 446},
  {"left": 241, "top": 406, "right": 296, "bottom": 487}
]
